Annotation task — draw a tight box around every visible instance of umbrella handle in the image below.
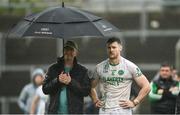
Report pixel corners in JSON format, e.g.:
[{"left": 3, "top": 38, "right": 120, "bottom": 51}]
[
  {"left": 63, "top": 39, "right": 64, "bottom": 55},
  {"left": 62, "top": 1, "right": 64, "bottom": 7}
]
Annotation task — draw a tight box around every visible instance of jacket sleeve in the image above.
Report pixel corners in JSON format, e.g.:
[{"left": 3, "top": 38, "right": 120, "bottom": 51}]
[
  {"left": 162, "top": 82, "right": 179, "bottom": 99},
  {"left": 68, "top": 69, "right": 91, "bottom": 97},
  {"left": 149, "top": 82, "right": 162, "bottom": 101},
  {"left": 171, "top": 82, "right": 180, "bottom": 96},
  {"left": 42, "top": 66, "right": 61, "bottom": 94},
  {"left": 18, "top": 86, "right": 29, "bottom": 113},
  {"left": 176, "top": 93, "right": 180, "bottom": 114}
]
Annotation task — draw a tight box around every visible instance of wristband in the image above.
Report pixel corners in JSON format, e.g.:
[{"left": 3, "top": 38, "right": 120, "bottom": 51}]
[
  {"left": 94, "top": 100, "right": 99, "bottom": 105},
  {"left": 132, "top": 99, "right": 140, "bottom": 106}
]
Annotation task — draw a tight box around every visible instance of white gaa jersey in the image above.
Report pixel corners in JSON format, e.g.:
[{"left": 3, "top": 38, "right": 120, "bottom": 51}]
[{"left": 94, "top": 56, "right": 142, "bottom": 109}]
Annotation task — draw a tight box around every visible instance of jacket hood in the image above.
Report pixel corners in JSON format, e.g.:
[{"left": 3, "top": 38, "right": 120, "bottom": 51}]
[{"left": 31, "top": 68, "right": 45, "bottom": 80}]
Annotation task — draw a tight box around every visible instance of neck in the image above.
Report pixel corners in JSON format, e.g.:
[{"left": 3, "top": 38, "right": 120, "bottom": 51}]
[
  {"left": 160, "top": 76, "right": 171, "bottom": 81},
  {"left": 109, "top": 56, "right": 121, "bottom": 65},
  {"left": 64, "top": 60, "right": 74, "bottom": 67}
]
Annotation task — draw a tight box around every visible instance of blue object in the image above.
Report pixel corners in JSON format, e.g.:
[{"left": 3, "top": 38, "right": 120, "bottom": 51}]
[{"left": 58, "top": 66, "right": 72, "bottom": 114}]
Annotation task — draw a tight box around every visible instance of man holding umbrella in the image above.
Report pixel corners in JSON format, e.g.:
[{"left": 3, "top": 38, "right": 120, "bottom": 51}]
[{"left": 42, "top": 41, "right": 91, "bottom": 114}]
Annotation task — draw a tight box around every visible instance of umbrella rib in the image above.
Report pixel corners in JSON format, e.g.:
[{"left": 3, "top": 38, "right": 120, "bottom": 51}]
[
  {"left": 92, "top": 18, "right": 102, "bottom": 22},
  {"left": 90, "top": 19, "right": 106, "bottom": 37},
  {"left": 24, "top": 19, "right": 63, "bottom": 24},
  {"left": 24, "top": 19, "right": 93, "bottom": 24},
  {"left": 25, "top": 7, "right": 60, "bottom": 23}
]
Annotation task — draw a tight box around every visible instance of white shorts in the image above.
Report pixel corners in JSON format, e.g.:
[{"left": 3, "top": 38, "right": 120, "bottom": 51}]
[{"left": 99, "top": 107, "right": 132, "bottom": 115}]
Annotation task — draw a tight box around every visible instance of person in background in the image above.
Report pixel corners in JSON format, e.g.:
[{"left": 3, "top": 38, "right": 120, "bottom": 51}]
[
  {"left": 18, "top": 68, "right": 45, "bottom": 114},
  {"left": 172, "top": 66, "right": 177, "bottom": 81},
  {"left": 176, "top": 71, "right": 180, "bottom": 114},
  {"left": 149, "top": 63, "right": 179, "bottom": 114},
  {"left": 30, "top": 76, "right": 49, "bottom": 114}
]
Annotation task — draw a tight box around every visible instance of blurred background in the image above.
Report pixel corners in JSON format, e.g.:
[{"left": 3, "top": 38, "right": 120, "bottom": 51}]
[{"left": 0, "top": 0, "right": 180, "bottom": 114}]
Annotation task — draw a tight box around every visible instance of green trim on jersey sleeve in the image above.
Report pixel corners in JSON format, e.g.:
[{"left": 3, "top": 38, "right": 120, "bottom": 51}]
[
  {"left": 177, "top": 81, "right": 180, "bottom": 89},
  {"left": 93, "top": 66, "right": 101, "bottom": 80},
  {"left": 135, "top": 67, "right": 142, "bottom": 77},
  {"left": 149, "top": 82, "right": 162, "bottom": 101}
]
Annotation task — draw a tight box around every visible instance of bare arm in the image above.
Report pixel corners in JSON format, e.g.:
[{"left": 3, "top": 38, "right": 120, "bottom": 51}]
[
  {"left": 18, "top": 86, "right": 29, "bottom": 113},
  {"left": 133, "top": 74, "right": 151, "bottom": 103},
  {"left": 90, "top": 79, "right": 104, "bottom": 108},
  {"left": 90, "top": 79, "right": 99, "bottom": 103},
  {"left": 120, "top": 75, "right": 150, "bottom": 108},
  {"left": 30, "top": 95, "right": 40, "bottom": 114}
]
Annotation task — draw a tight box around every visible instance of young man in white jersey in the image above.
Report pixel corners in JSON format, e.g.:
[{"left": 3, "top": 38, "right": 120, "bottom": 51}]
[{"left": 90, "top": 37, "right": 150, "bottom": 114}]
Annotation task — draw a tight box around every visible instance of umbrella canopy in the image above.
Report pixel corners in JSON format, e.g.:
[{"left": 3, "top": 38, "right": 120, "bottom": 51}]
[{"left": 8, "top": 5, "right": 120, "bottom": 39}]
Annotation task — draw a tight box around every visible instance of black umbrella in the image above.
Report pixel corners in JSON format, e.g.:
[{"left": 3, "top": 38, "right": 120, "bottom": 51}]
[{"left": 8, "top": 3, "right": 120, "bottom": 39}]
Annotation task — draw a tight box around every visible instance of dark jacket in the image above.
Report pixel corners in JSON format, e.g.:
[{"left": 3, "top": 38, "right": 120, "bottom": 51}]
[
  {"left": 42, "top": 57, "right": 91, "bottom": 114},
  {"left": 176, "top": 92, "right": 180, "bottom": 114},
  {"left": 150, "top": 76, "right": 179, "bottom": 114}
]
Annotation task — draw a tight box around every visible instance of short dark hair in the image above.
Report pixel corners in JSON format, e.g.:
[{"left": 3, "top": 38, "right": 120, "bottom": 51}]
[
  {"left": 160, "top": 62, "right": 173, "bottom": 70},
  {"left": 106, "top": 36, "right": 121, "bottom": 45}
]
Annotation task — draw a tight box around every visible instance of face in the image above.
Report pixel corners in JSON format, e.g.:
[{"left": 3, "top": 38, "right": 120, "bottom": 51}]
[
  {"left": 34, "top": 75, "right": 44, "bottom": 86},
  {"left": 159, "top": 66, "right": 172, "bottom": 79},
  {"left": 107, "top": 42, "right": 122, "bottom": 60},
  {"left": 178, "top": 75, "right": 180, "bottom": 82},
  {"left": 64, "top": 47, "right": 77, "bottom": 63},
  {"left": 172, "top": 69, "right": 177, "bottom": 77}
]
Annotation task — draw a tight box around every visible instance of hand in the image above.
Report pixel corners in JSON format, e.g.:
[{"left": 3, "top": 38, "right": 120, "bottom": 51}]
[
  {"left": 94, "top": 99, "right": 104, "bottom": 108},
  {"left": 58, "top": 71, "right": 65, "bottom": 83},
  {"left": 64, "top": 73, "right": 71, "bottom": 85},
  {"left": 157, "top": 89, "right": 164, "bottom": 95},
  {"left": 169, "top": 86, "right": 178, "bottom": 92},
  {"left": 169, "top": 86, "right": 179, "bottom": 94},
  {"left": 59, "top": 72, "right": 71, "bottom": 85},
  {"left": 119, "top": 100, "right": 135, "bottom": 108}
]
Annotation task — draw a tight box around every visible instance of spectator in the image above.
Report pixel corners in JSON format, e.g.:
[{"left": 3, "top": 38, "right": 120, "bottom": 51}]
[
  {"left": 30, "top": 83, "right": 49, "bottom": 114},
  {"left": 149, "top": 63, "right": 179, "bottom": 114},
  {"left": 42, "top": 41, "right": 91, "bottom": 114},
  {"left": 176, "top": 71, "right": 180, "bottom": 114},
  {"left": 18, "top": 68, "right": 44, "bottom": 114}
]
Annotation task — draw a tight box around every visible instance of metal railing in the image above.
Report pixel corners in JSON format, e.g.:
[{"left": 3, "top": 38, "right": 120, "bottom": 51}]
[
  {"left": 176, "top": 39, "right": 180, "bottom": 70},
  {"left": 0, "top": 96, "right": 18, "bottom": 114}
]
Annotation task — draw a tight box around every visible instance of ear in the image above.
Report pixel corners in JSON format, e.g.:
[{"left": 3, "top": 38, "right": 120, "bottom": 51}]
[
  {"left": 119, "top": 45, "right": 123, "bottom": 51},
  {"left": 74, "top": 50, "right": 78, "bottom": 56}
]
